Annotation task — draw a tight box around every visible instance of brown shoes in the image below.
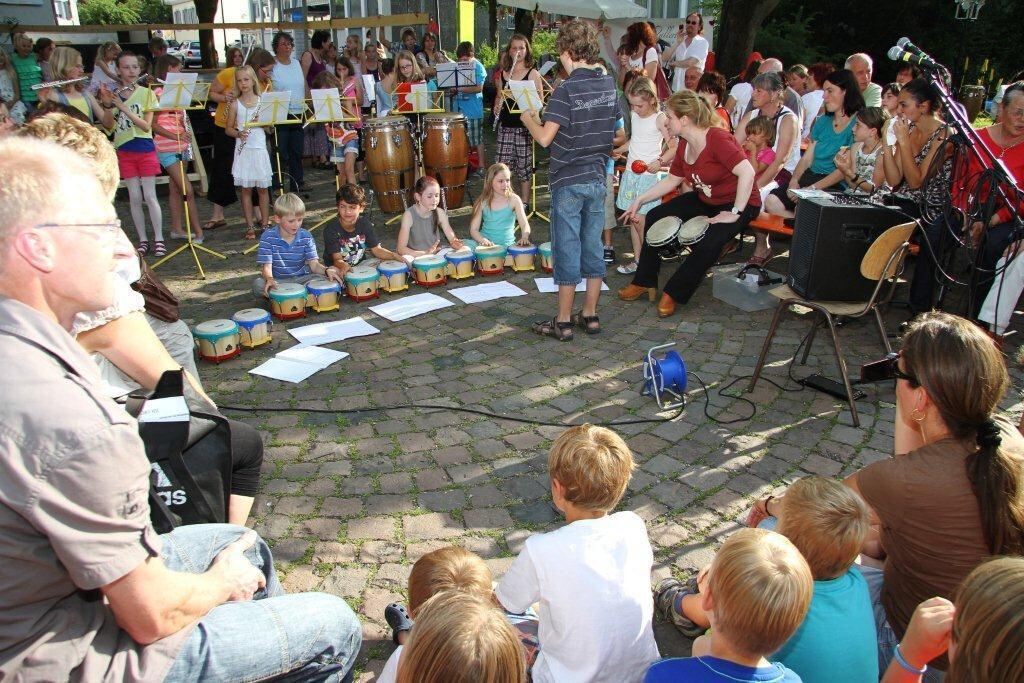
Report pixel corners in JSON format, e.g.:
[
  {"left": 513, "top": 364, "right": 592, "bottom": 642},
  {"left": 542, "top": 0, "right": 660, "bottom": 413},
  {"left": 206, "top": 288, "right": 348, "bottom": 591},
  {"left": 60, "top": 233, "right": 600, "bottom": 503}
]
[
  {"left": 657, "top": 293, "right": 677, "bottom": 318},
  {"left": 618, "top": 283, "right": 657, "bottom": 302}
]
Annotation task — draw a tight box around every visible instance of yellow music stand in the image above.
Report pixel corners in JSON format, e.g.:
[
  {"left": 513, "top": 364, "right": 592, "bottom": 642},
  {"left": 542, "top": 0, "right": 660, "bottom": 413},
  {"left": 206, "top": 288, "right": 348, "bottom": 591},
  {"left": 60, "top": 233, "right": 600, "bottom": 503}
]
[
  {"left": 149, "top": 78, "right": 227, "bottom": 278},
  {"left": 500, "top": 80, "right": 553, "bottom": 224},
  {"left": 304, "top": 91, "right": 361, "bottom": 193},
  {"left": 381, "top": 85, "right": 447, "bottom": 226}
]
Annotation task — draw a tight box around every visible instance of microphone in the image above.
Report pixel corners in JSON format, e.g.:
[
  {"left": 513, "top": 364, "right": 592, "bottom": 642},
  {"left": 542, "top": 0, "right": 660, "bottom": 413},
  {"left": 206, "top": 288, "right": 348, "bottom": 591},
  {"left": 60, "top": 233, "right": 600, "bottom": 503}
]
[
  {"left": 887, "top": 46, "right": 940, "bottom": 70},
  {"left": 896, "top": 37, "right": 925, "bottom": 57}
]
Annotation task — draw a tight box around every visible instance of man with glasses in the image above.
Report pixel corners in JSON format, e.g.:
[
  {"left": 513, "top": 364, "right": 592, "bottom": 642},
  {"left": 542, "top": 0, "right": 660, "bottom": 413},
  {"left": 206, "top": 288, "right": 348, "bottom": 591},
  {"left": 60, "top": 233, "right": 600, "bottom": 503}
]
[
  {"left": 663, "top": 13, "right": 709, "bottom": 93},
  {"left": 0, "top": 137, "right": 362, "bottom": 681}
]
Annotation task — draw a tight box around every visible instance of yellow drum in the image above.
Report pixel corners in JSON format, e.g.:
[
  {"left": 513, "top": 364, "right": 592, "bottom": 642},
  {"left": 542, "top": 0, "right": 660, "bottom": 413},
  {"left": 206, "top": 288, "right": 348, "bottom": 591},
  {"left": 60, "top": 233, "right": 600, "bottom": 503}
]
[
  {"left": 306, "top": 278, "right": 342, "bottom": 313},
  {"left": 377, "top": 260, "right": 410, "bottom": 293},
  {"left": 344, "top": 265, "right": 381, "bottom": 301},
  {"left": 507, "top": 244, "right": 538, "bottom": 272},
  {"left": 539, "top": 241, "right": 553, "bottom": 273},
  {"left": 268, "top": 282, "right": 308, "bottom": 321},
  {"left": 194, "top": 319, "right": 241, "bottom": 363},
  {"left": 475, "top": 245, "right": 507, "bottom": 275},
  {"left": 412, "top": 254, "right": 447, "bottom": 287},
  {"left": 231, "top": 308, "right": 273, "bottom": 348},
  {"left": 445, "top": 247, "right": 475, "bottom": 280}
]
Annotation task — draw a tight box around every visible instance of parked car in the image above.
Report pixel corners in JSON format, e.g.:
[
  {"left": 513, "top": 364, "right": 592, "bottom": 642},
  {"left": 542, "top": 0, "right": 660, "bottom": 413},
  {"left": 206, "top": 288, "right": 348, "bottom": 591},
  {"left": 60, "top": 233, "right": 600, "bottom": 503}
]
[{"left": 178, "top": 41, "right": 202, "bottom": 67}]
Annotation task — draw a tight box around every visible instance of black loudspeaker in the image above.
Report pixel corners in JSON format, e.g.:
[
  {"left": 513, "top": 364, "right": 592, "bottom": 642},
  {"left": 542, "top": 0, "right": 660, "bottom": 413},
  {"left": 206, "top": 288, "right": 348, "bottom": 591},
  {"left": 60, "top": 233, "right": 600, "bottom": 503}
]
[{"left": 787, "top": 196, "right": 903, "bottom": 301}]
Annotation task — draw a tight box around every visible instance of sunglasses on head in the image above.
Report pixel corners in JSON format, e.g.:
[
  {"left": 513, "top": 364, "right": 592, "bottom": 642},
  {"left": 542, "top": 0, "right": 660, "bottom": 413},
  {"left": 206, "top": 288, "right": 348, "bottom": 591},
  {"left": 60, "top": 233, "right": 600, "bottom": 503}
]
[{"left": 859, "top": 352, "right": 917, "bottom": 384}]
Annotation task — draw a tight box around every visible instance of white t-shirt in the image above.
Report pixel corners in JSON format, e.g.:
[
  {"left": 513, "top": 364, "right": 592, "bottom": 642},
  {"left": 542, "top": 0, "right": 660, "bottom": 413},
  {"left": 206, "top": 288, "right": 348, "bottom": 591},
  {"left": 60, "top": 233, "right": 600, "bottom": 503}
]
[
  {"left": 378, "top": 644, "right": 401, "bottom": 683},
  {"left": 628, "top": 46, "right": 659, "bottom": 72},
  {"left": 728, "top": 82, "right": 753, "bottom": 130},
  {"left": 670, "top": 35, "right": 709, "bottom": 92},
  {"left": 495, "top": 511, "right": 660, "bottom": 683},
  {"left": 801, "top": 90, "right": 824, "bottom": 140}
]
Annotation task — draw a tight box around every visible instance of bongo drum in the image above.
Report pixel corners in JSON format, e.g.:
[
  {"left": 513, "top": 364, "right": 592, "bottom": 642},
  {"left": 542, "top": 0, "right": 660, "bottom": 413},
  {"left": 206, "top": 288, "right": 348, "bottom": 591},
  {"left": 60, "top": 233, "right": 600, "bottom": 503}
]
[
  {"left": 231, "top": 308, "right": 272, "bottom": 348},
  {"left": 422, "top": 113, "right": 469, "bottom": 210},
  {"left": 461, "top": 239, "right": 478, "bottom": 253},
  {"left": 677, "top": 215, "right": 710, "bottom": 246},
  {"left": 445, "top": 247, "right": 475, "bottom": 280},
  {"left": 194, "top": 319, "right": 241, "bottom": 363},
  {"left": 412, "top": 254, "right": 447, "bottom": 287},
  {"left": 475, "top": 245, "right": 507, "bottom": 275},
  {"left": 539, "top": 242, "right": 553, "bottom": 273},
  {"left": 646, "top": 217, "right": 686, "bottom": 261},
  {"left": 363, "top": 116, "right": 415, "bottom": 214},
  {"left": 344, "top": 266, "right": 381, "bottom": 301},
  {"left": 507, "top": 244, "right": 538, "bottom": 272},
  {"left": 377, "top": 259, "right": 410, "bottom": 293},
  {"left": 306, "top": 278, "right": 342, "bottom": 312},
  {"left": 268, "top": 282, "right": 308, "bottom": 320}
]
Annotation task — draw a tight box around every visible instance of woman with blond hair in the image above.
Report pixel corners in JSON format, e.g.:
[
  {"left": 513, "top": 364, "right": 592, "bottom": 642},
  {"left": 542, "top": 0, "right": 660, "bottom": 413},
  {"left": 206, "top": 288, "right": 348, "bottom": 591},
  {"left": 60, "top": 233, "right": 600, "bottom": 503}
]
[{"left": 618, "top": 89, "right": 759, "bottom": 318}]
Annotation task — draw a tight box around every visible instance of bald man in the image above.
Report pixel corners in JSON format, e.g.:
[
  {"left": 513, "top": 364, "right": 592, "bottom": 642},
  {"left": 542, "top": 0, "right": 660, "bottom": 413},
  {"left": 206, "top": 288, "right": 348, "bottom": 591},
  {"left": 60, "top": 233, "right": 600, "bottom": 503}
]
[{"left": 0, "top": 138, "right": 361, "bottom": 682}]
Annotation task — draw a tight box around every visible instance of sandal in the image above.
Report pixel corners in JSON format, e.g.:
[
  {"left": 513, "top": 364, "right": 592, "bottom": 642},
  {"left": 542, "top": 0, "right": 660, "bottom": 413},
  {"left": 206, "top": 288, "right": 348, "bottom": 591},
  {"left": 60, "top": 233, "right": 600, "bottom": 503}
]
[
  {"left": 384, "top": 602, "right": 414, "bottom": 645},
  {"left": 244, "top": 225, "right": 257, "bottom": 240},
  {"left": 136, "top": 240, "right": 150, "bottom": 256},
  {"left": 572, "top": 310, "right": 601, "bottom": 335},
  {"left": 532, "top": 317, "right": 574, "bottom": 342},
  {"left": 152, "top": 241, "right": 166, "bottom": 257},
  {"left": 746, "top": 247, "right": 774, "bottom": 268},
  {"left": 654, "top": 577, "right": 707, "bottom": 638},
  {"left": 201, "top": 219, "right": 226, "bottom": 231}
]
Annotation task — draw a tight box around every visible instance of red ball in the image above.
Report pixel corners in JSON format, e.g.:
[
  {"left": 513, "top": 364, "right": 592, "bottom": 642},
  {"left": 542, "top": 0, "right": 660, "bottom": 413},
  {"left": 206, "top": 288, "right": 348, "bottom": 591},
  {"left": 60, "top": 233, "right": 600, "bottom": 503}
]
[{"left": 631, "top": 160, "right": 648, "bottom": 174}]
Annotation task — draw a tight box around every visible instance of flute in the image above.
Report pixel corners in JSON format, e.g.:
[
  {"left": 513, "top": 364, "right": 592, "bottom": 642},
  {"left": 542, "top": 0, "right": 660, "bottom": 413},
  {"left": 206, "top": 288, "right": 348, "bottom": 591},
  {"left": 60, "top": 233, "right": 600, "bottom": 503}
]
[
  {"left": 31, "top": 76, "right": 89, "bottom": 91},
  {"left": 236, "top": 98, "right": 263, "bottom": 153},
  {"left": 113, "top": 75, "right": 152, "bottom": 96}
]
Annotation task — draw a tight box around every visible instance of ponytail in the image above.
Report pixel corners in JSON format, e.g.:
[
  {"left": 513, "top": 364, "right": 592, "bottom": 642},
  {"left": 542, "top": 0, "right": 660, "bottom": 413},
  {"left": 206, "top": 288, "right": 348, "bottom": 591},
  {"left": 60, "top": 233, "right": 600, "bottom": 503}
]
[{"left": 967, "top": 419, "right": 1024, "bottom": 555}]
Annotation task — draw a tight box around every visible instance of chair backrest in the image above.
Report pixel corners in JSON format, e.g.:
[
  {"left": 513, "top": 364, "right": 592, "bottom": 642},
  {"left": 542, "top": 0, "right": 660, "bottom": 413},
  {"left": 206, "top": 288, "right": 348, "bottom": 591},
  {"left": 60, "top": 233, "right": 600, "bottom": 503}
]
[{"left": 860, "top": 222, "right": 917, "bottom": 281}]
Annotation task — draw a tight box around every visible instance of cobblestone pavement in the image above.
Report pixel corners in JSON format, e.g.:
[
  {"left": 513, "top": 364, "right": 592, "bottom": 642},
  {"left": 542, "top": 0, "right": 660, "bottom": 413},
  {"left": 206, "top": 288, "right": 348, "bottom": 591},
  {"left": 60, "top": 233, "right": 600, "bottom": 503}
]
[{"left": 121, "top": 141, "right": 1024, "bottom": 679}]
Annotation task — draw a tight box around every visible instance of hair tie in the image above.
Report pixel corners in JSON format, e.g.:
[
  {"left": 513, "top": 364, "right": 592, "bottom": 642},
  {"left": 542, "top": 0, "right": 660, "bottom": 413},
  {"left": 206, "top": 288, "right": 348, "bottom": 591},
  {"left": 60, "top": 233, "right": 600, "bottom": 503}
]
[{"left": 977, "top": 418, "right": 1002, "bottom": 449}]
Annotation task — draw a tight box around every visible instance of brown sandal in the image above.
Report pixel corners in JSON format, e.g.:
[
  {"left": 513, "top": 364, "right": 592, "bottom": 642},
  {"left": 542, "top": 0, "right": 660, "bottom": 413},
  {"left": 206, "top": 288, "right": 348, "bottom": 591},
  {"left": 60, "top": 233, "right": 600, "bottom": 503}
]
[
  {"left": 532, "top": 317, "right": 574, "bottom": 342},
  {"left": 572, "top": 310, "right": 601, "bottom": 335},
  {"left": 244, "top": 225, "right": 257, "bottom": 240}
]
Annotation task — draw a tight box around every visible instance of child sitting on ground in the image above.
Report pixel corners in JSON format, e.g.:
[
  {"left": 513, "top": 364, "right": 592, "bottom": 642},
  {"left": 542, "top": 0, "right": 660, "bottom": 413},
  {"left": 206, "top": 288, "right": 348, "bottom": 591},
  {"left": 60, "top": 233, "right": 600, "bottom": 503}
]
[
  {"left": 381, "top": 545, "right": 539, "bottom": 683},
  {"left": 251, "top": 192, "right": 342, "bottom": 298},
  {"left": 645, "top": 528, "right": 812, "bottom": 682},
  {"left": 323, "top": 183, "right": 400, "bottom": 275},
  {"left": 396, "top": 175, "right": 464, "bottom": 262},
  {"left": 396, "top": 592, "right": 526, "bottom": 683},
  {"left": 658, "top": 477, "right": 877, "bottom": 683},
  {"left": 495, "top": 424, "right": 660, "bottom": 683},
  {"left": 469, "top": 163, "right": 531, "bottom": 248}
]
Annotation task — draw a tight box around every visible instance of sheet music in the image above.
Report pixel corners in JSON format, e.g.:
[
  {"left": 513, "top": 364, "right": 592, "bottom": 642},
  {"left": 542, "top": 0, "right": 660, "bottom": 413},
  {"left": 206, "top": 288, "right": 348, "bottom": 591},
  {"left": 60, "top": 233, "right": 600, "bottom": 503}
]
[
  {"left": 508, "top": 80, "right": 542, "bottom": 112},
  {"left": 256, "top": 91, "right": 291, "bottom": 125},
  {"left": 310, "top": 87, "right": 343, "bottom": 122},
  {"left": 410, "top": 82, "right": 430, "bottom": 111},
  {"left": 157, "top": 72, "right": 198, "bottom": 108},
  {"left": 435, "top": 62, "right": 477, "bottom": 89}
]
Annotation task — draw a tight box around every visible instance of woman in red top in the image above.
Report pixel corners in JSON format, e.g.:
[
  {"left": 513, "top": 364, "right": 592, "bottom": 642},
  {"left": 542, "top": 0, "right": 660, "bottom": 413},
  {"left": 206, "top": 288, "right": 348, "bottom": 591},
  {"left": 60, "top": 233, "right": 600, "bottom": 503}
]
[
  {"left": 618, "top": 90, "right": 760, "bottom": 317},
  {"left": 964, "top": 82, "right": 1024, "bottom": 315}
]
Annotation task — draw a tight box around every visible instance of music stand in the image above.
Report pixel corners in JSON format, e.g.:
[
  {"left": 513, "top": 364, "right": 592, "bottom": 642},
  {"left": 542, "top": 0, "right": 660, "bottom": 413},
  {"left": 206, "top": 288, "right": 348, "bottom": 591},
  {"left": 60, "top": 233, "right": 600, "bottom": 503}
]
[
  {"left": 385, "top": 84, "right": 446, "bottom": 226},
  {"left": 436, "top": 62, "right": 478, "bottom": 115},
  {"left": 305, "top": 89, "right": 361, "bottom": 194},
  {"left": 251, "top": 91, "right": 300, "bottom": 197},
  {"left": 149, "top": 77, "right": 226, "bottom": 278},
  {"left": 501, "top": 79, "right": 553, "bottom": 224}
]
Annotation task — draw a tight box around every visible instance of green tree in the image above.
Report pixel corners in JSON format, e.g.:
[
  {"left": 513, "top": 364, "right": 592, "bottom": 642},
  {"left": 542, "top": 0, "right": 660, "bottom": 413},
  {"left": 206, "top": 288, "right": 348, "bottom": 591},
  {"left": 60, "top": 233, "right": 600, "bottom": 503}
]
[
  {"left": 136, "top": 0, "right": 171, "bottom": 23},
  {"left": 78, "top": 0, "right": 140, "bottom": 25}
]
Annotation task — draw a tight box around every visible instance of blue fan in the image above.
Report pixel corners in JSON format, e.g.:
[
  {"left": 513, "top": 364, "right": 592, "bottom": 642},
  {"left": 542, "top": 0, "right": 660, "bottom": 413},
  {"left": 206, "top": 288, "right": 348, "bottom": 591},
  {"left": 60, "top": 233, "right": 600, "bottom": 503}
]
[{"left": 641, "top": 343, "right": 687, "bottom": 410}]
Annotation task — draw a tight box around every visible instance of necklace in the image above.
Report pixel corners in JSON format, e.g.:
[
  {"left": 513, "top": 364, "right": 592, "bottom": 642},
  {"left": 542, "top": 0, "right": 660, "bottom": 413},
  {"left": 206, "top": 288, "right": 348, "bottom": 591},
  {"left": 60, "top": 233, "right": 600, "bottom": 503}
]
[{"left": 994, "top": 123, "right": 1024, "bottom": 156}]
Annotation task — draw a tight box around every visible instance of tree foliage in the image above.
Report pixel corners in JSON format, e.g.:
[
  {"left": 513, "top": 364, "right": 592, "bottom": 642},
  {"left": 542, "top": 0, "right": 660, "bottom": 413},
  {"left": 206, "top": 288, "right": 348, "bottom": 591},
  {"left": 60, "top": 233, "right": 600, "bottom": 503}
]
[{"left": 78, "top": 0, "right": 140, "bottom": 25}]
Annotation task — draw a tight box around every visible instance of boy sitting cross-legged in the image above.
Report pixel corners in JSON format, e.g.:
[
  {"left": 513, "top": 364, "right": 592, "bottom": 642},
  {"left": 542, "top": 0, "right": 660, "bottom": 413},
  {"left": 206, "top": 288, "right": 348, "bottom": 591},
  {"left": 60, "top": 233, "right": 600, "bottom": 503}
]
[{"left": 495, "top": 424, "right": 660, "bottom": 683}]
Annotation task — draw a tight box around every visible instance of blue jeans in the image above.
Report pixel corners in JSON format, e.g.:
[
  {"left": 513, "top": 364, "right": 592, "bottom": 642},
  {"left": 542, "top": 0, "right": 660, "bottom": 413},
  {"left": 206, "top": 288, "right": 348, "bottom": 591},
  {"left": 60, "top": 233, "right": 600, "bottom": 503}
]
[
  {"left": 276, "top": 125, "right": 305, "bottom": 191},
  {"left": 550, "top": 181, "right": 606, "bottom": 286},
  {"left": 162, "top": 525, "right": 361, "bottom": 683}
]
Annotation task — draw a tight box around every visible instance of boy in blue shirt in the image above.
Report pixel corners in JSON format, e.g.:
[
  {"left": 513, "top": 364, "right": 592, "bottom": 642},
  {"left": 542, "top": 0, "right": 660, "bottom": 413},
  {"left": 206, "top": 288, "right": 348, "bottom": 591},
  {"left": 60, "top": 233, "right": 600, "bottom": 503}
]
[
  {"left": 251, "top": 193, "right": 342, "bottom": 298},
  {"left": 451, "top": 41, "right": 489, "bottom": 173}
]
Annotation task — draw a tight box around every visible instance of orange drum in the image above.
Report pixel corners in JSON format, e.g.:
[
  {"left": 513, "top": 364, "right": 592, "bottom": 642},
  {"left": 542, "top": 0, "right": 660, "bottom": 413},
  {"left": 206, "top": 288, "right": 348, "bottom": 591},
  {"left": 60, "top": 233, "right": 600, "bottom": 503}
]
[
  {"left": 422, "top": 113, "right": 469, "bottom": 210},
  {"left": 364, "top": 116, "right": 416, "bottom": 214}
]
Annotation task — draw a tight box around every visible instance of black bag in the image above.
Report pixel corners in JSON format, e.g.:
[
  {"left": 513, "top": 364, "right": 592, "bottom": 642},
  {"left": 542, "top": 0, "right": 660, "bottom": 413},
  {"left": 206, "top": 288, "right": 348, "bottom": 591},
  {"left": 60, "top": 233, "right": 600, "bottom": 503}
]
[{"left": 126, "top": 370, "right": 233, "bottom": 533}]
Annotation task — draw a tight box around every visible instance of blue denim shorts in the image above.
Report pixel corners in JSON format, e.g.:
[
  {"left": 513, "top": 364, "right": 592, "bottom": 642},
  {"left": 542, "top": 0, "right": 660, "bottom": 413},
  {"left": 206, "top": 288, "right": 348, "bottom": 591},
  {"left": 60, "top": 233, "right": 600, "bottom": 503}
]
[
  {"left": 550, "top": 181, "right": 607, "bottom": 285},
  {"left": 157, "top": 151, "right": 186, "bottom": 168}
]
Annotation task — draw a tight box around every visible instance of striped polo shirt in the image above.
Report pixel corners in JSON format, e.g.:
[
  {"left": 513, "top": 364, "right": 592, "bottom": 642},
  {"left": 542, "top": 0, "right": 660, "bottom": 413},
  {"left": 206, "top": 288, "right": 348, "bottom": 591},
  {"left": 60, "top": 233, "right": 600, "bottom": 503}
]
[
  {"left": 545, "top": 67, "right": 617, "bottom": 191},
  {"left": 256, "top": 226, "right": 318, "bottom": 278}
]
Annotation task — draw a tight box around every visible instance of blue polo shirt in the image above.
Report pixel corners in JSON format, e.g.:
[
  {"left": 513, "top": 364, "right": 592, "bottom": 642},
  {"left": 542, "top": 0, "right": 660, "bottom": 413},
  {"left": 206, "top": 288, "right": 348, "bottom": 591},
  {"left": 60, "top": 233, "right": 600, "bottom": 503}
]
[
  {"left": 544, "top": 66, "right": 617, "bottom": 191},
  {"left": 256, "top": 226, "right": 318, "bottom": 278}
]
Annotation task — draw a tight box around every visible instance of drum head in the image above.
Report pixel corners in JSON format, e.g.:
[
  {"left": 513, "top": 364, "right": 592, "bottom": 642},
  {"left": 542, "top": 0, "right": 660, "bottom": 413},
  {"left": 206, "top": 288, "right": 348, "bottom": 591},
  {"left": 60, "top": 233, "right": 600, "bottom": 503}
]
[
  {"left": 646, "top": 216, "right": 684, "bottom": 247},
  {"left": 677, "top": 216, "right": 710, "bottom": 245}
]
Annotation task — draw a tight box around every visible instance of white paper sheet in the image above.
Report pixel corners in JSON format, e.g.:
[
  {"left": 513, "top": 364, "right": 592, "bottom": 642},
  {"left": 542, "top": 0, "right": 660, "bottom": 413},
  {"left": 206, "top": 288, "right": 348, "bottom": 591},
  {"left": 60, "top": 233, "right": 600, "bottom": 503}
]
[
  {"left": 249, "top": 357, "right": 322, "bottom": 383},
  {"left": 361, "top": 75, "right": 375, "bottom": 107},
  {"left": 508, "top": 79, "right": 543, "bottom": 112},
  {"left": 136, "top": 396, "right": 190, "bottom": 422},
  {"left": 448, "top": 281, "right": 528, "bottom": 304},
  {"left": 157, "top": 72, "right": 198, "bottom": 108},
  {"left": 538, "top": 61, "right": 556, "bottom": 77},
  {"left": 276, "top": 345, "right": 349, "bottom": 368},
  {"left": 288, "top": 316, "right": 381, "bottom": 346},
  {"left": 436, "top": 61, "right": 477, "bottom": 88},
  {"left": 368, "top": 292, "right": 455, "bottom": 322},
  {"left": 255, "top": 91, "right": 292, "bottom": 125},
  {"left": 410, "top": 82, "right": 431, "bottom": 111},
  {"left": 534, "top": 278, "right": 609, "bottom": 293},
  {"left": 790, "top": 188, "right": 832, "bottom": 200},
  {"left": 310, "top": 87, "right": 343, "bottom": 122}
]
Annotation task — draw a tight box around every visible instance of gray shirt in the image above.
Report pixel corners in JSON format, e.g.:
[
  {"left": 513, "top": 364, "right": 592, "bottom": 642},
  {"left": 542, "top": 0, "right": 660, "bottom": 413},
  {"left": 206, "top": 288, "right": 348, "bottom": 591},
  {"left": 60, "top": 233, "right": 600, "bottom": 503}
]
[
  {"left": 0, "top": 297, "right": 189, "bottom": 681},
  {"left": 544, "top": 66, "right": 617, "bottom": 191}
]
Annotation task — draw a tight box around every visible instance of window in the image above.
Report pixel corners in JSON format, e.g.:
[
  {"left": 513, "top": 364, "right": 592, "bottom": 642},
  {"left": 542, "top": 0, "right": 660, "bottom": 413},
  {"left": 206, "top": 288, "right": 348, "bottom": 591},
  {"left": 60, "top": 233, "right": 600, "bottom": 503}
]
[{"left": 53, "top": 0, "right": 72, "bottom": 20}]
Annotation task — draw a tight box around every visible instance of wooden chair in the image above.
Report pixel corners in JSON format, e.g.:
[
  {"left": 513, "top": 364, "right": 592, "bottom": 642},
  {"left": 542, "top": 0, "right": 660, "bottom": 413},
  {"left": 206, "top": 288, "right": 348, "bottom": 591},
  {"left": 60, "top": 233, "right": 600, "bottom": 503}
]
[{"left": 746, "top": 221, "right": 918, "bottom": 427}]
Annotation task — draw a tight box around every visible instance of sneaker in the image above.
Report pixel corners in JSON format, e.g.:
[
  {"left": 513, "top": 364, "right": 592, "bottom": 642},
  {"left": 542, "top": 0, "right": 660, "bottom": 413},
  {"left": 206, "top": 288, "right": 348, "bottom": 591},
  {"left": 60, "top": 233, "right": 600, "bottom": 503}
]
[
  {"left": 616, "top": 261, "right": 638, "bottom": 275},
  {"left": 604, "top": 247, "right": 615, "bottom": 264},
  {"left": 653, "top": 577, "right": 707, "bottom": 638}
]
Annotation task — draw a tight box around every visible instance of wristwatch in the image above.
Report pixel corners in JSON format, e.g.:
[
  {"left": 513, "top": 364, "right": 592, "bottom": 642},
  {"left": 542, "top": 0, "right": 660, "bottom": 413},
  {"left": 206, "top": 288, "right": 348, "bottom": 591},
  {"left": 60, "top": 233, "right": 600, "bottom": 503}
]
[{"left": 730, "top": 207, "right": 741, "bottom": 215}]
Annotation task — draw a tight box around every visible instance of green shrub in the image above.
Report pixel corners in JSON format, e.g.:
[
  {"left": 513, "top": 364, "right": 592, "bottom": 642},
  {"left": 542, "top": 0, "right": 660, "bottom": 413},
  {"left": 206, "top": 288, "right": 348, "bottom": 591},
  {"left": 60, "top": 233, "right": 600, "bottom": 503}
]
[{"left": 477, "top": 42, "right": 499, "bottom": 70}]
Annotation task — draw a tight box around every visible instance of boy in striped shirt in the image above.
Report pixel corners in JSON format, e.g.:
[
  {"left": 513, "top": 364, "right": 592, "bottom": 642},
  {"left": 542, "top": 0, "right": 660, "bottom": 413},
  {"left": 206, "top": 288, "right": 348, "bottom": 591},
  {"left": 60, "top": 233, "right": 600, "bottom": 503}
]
[{"left": 252, "top": 193, "right": 343, "bottom": 298}]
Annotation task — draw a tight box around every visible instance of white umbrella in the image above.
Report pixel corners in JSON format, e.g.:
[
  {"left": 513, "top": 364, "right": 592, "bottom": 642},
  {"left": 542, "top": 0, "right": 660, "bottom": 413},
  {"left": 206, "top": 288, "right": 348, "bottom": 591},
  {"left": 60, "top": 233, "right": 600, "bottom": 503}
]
[{"left": 498, "top": 0, "right": 648, "bottom": 21}]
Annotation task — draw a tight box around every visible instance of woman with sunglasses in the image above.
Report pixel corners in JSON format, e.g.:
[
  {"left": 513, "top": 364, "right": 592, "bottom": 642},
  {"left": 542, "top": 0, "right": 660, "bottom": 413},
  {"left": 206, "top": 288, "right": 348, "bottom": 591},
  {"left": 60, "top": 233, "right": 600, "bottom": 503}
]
[
  {"left": 750, "top": 311, "right": 1024, "bottom": 679},
  {"left": 663, "top": 13, "right": 708, "bottom": 93}
]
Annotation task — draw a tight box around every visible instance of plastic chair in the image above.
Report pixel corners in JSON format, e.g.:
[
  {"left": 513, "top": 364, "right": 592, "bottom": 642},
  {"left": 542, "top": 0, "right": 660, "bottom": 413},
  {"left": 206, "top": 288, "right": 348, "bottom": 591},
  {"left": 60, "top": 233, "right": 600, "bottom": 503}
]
[{"left": 746, "top": 221, "right": 918, "bottom": 427}]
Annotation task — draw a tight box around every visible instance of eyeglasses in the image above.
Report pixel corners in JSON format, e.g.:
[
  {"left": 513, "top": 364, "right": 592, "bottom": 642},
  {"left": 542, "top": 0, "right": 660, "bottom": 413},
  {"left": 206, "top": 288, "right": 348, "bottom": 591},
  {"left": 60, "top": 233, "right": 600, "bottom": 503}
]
[
  {"left": 685, "top": 20, "right": 700, "bottom": 24},
  {"left": 35, "top": 220, "right": 122, "bottom": 243},
  {"left": 859, "top": 351, "right": 917, "bottom": 384}
]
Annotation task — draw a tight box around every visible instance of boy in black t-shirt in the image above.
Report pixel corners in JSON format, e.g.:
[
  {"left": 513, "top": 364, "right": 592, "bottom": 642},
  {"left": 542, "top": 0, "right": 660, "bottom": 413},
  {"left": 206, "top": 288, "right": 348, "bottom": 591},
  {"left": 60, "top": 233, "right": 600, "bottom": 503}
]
[{"left": 323, "top": 184, "right": 401, "bottom": 275}]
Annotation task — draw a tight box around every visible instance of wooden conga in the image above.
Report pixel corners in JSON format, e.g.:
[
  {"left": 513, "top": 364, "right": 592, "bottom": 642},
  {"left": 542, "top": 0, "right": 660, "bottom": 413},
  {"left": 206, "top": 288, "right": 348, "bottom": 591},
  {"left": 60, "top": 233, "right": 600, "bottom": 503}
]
[
  {"left": 363, "top": 116, "right": 416, "bottom": 213},
  {"left": 422, "top": 113, "right": 469, "bottom": 210}
]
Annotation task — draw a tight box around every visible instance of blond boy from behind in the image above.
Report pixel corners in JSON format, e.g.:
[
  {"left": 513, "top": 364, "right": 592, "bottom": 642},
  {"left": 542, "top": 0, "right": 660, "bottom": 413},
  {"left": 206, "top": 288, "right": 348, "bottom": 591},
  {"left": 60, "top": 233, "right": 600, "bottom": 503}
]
[{"left": 495, "top": 424, "right": 660, "bottom": 683}]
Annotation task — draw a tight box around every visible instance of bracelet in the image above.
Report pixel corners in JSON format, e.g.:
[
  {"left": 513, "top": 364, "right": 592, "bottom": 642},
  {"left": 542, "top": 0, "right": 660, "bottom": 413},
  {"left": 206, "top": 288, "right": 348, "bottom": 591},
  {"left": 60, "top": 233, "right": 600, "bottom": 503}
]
[
  {"left": 764, "top": 495, "right": 775, "bottom": 517},
  {"left": 893, "top": 644, "right": 927, "bottom": 675}
]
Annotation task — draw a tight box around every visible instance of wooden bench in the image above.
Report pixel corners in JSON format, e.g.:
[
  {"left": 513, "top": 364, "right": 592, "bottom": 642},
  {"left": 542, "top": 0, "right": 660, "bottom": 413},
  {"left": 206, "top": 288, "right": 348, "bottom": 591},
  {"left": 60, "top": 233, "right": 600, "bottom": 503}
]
[{"left": 748, "top": 212, "right": 793, "bottom": 238}]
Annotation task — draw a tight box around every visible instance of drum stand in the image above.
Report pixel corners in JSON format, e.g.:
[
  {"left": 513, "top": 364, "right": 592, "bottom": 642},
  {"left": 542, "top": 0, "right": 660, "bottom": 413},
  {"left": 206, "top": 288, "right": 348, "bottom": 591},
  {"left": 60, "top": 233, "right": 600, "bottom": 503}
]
[{"left": 150, "top": 82, "right": 227, "bottom": 278}]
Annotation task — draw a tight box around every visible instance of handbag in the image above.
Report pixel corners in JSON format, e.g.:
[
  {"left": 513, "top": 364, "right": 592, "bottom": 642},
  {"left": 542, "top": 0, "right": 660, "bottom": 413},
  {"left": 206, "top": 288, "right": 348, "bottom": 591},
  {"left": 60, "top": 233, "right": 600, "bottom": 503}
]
[
  {"left": 131, "top": 255, "right": 180, "bottom": 323},
  {"left": 651, "top": 45, "right": 672, "bottom": 101},
  {"left": 126, "top": 370, "right": 233, "bottom": 533}
]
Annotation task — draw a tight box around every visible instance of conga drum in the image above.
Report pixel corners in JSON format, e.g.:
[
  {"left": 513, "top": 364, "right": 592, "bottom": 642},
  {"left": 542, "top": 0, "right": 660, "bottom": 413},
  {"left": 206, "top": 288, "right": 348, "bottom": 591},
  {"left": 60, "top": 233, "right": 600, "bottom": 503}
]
[
  {"left": 363, "top": 116, "right": 416, "bottom": 213},
  {"left": 958, "top": 85, "right": 986, "bottom": 123},
  {"left": 422, "top": 113, "right": 469, "bottom": 210}
]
